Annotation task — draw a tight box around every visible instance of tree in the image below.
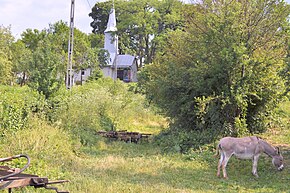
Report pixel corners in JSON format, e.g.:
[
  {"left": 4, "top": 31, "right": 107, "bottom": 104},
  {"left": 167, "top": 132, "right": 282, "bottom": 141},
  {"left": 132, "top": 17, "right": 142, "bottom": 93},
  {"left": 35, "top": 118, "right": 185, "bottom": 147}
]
[
  {"left": 89, "top": 0, "right": 186, "bottom": 67},
  {"left": 285, "top": 43, "right": 290, "bottom": 96},
  {"left": 28, "top": 37, "right": 63, "bottom": 99},
  {"left": 88, "top": 33, "right": 104, "bottom": 48},
  {"left": 282, "top": 20, "right": 290, "bottom": 97},
  {"left": 19, "top": 21, "right": 102, "bottom": 94},
  {"left": 140, "top": 0, "right": 290, "bottom": 149},
  {"left": 11, "top": 40, "right": 32, "bottom": 86},
  {"left": 21, "top": 29, "right": 46, "bottom": 51},
  {"left": 20, "top": 26, "right": 65, "bottom": 97},
  {"left": 0, "top": 26, "right": 14, "bottom": 85},
  {"left": 48, "top": 21, "right": 102, "bottom": 76},
  {"left": 89, "top": 1, "right": 113, "bottom": 34}
]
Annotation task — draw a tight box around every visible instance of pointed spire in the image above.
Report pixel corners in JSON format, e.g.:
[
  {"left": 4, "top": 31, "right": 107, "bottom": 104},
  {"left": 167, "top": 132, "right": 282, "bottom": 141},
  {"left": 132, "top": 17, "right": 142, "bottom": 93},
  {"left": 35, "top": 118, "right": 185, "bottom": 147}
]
[
  {"left": 104, "top": 4, "right": 118, "bottom": 67},
  {"left": 105, "top": 8, "right": 117, "bottom": 33}
]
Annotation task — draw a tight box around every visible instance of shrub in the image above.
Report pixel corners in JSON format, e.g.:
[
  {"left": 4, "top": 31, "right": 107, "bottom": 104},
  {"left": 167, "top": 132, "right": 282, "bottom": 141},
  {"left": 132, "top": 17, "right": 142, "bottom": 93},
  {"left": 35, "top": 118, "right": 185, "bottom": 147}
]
[
  {"left": 0, "top": 85, "right": 46, "bottom": 136},
  {"left": 54, "top": 78, "right": 164, "bottom": 145}
]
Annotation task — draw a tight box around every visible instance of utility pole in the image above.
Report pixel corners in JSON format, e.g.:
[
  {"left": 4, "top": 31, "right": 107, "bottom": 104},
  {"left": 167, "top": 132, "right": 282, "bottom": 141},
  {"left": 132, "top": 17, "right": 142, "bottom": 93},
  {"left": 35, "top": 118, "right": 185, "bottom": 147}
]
[
  {"left": 114, "top": 33, "right": 118, "bottom": 81},
  {"left": 66, "top": 0, "right": 75, "bottom": 89}
]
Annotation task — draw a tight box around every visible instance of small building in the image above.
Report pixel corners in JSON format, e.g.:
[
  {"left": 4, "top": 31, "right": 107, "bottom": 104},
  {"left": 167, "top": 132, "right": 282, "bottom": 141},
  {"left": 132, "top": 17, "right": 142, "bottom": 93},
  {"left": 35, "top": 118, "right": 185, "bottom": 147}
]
[
  {"left": 74, "top": 7, "right": 138, "bottom": 84},
  {"left": 73, "top": 68, "right": 92, "bottom": 85},
  {"left": 101, "top": 8, "right": 138, "bottom": 82}
]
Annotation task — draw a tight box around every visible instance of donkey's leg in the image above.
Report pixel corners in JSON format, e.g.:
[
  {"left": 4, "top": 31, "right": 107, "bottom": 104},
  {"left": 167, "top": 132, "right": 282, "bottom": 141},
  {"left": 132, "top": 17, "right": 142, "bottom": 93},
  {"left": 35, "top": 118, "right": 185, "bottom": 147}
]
[
  {"left": 252, "top": 154, "right": 260, "bottom": 177},
  {"left": 221, "top": 153, "right": 232, "bottom": 179},
  {"left": 217, "top": 151, "right": 224, "bottom": 177}
]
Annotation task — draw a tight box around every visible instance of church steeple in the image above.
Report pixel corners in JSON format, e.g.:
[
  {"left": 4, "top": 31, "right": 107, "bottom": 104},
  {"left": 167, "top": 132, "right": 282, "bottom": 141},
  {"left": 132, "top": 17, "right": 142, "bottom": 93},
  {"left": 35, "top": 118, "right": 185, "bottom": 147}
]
[
  {"left": 104, "top": 8, "right": 118, "bottom": 58},
  {"left": 100, "top": 5, "right": 138, "bottom": 82},
  {"left": 105, "top": 8, "right": 117, "bottom": 33}
]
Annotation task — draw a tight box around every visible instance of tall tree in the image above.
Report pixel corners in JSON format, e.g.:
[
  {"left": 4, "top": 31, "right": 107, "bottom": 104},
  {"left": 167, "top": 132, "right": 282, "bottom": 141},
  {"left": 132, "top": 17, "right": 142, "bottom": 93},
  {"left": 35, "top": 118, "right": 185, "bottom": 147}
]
[
  {"left": 48, "top": 21, "right": 101, "bottom": 74},
  {"left": 140, "top": 0, "right": 290, "bottom": 148},
  {"left": 0, "top": 26, "right": 14, "bottom": 85},
  {"left": 21, "top": 29, "right": 46, "bottom": 51},
  {"left": 11, "top": 40, "right": 32, "bottom": 86},
  {"left": 28, "top": 37, "right": 63, "bottom": 99},
  {"left": 89, "top": 0, "right": 186, "bottom": 67},
  {"left": 282, "top": 21, "right": 290, "bottom": 96},
  {"left": 19, "top": 21, "right": 102, "bottom": 94},
  {"left": 89, "top": 1, "right": 113, "bottom": 34}
]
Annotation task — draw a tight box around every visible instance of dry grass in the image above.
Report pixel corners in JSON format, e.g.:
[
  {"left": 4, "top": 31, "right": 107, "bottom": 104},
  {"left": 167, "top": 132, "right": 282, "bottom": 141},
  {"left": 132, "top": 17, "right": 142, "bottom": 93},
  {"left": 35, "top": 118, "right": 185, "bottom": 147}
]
[{"left": 1, "top": 101, "right": 289, "bottom": 193}]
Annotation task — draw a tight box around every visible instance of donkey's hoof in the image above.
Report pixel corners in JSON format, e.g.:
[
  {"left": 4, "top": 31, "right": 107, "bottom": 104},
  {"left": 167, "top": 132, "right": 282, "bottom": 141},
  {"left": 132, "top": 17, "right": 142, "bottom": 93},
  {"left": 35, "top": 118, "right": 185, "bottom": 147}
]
[{"left": 252, "top": 173, "right": 259, "bottom": 178}]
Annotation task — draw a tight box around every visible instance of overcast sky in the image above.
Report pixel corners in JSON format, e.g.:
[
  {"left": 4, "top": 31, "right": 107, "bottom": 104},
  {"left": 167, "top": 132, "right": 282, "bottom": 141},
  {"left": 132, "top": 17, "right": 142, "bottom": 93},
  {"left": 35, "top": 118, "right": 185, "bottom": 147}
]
[{"left": 0, "top": 0, "right": 289, "bottom": 39}]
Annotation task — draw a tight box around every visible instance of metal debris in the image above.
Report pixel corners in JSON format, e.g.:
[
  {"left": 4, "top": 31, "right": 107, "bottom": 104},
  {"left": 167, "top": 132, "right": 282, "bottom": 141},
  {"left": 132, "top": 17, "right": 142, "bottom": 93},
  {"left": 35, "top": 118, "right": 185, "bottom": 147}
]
[{"left": 0, "top": 154, "right": 69, "bottom": 193}]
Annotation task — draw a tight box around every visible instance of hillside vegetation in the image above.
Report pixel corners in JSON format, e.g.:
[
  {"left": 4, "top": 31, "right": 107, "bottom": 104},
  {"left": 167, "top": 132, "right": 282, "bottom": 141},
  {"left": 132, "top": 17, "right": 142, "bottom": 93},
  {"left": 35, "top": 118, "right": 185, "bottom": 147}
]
[
  {"left": 0, "top": 80, "right": 289, "bottom": 193},
  {"left": 0, "top": 1, "right": 289, "bottom": 192}
]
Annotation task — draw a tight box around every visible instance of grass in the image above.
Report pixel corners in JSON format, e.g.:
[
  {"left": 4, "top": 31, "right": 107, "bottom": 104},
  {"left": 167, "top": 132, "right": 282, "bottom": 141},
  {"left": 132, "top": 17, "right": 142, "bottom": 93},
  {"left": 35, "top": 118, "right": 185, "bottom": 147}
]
[
  {"left": 17, "top": 131, "right": 288, "bottom": 193},
  {"left": 63, "top": 135, "right": 290, "bottom": 193},
  {"left": 1, "top": 101, "right": 289, "bottom": 193}
]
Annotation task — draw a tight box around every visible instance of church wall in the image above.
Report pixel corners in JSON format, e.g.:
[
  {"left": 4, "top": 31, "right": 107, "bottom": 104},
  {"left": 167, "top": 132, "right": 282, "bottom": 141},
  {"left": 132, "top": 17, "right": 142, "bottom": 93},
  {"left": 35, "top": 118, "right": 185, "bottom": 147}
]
[
  {"left": 131, "top": 61, "right": 138, "bottom": 82},
  {"left": 102, "top": 67, "right": 116, "bottom": 80}
]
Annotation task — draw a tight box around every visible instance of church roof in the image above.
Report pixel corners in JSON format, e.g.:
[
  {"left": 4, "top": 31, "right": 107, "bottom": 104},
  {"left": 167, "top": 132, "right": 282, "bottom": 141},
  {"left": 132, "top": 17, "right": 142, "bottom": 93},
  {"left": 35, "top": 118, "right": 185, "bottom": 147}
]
[
  {"left": 116, "top": 55, "right": 136, "bottom": 68},
  {"left": 104, "top": 54, "right": 136, "bottom": 68},
  {"left": 104, "top": 8, "right": 117, "bottom": 33}
]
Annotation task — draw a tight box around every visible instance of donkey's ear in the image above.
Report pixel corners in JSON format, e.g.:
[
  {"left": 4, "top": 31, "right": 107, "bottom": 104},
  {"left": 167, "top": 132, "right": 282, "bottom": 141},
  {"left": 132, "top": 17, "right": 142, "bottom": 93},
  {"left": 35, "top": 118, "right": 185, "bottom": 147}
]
[{"left": 276, "top": 147, "right": 281, "bottom": 155}]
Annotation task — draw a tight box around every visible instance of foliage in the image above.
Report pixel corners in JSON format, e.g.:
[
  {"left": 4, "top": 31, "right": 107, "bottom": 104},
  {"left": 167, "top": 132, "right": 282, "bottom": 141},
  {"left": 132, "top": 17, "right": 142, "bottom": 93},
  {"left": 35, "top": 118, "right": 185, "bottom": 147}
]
[
  {"left": 0, "top": 25, "right": 14, "bottom": 85},
  {"left": 52, "top": 78, "right": 165, "bottom": 145},
  {"left": 89, "top": 1, "right": 113, "bottom": 34},
  {"left": 0, "top": 85, "right": 46, "bottom": 136},
  {"left": 139, "top": 0, "right": 290, "bottom": 149},
  {"left": 0, "top": 116, "right": 75, "bottom": 186},
  {"left": 0, "top": 4, "right": 289, "bottom": 191},
  {"left": 45, "top": 21, "right": 98, "bottom": 71},
  {"left": 282, "top": 23, "right": 290, "bottom": 97},
  {"left": 11, "top": 40, "right": 32, "bottom": 86},
  {"left": 97, "top": 48, "right": 110, "bottom": 67},
  {"left": 21, "top": 29, "right": 47, "bottom": 51},
  {"left": 0, "top": 80, "right": 289, "bottom": 193},
  {"left": 89, "top": 0, "right": 187, "bottom": 67},
  {"left": 14, "top": 21, "right": 103, "bottom": 97},
  {"left": 0, "top": 107, "right": 289, "bottom": 192},
  {"left": 27, "top": 37, "right": 64, "bottom": 99},
  {"left": 88, "top": 33, "right": 104, "bottom": 48}
]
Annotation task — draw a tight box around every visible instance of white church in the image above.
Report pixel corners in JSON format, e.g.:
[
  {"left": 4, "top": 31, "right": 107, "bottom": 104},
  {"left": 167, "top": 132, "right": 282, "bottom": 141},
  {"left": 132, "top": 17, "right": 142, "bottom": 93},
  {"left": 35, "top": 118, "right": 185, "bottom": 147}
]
[{"left": 74, "top": 8, "right": 138, "bottom": 84}]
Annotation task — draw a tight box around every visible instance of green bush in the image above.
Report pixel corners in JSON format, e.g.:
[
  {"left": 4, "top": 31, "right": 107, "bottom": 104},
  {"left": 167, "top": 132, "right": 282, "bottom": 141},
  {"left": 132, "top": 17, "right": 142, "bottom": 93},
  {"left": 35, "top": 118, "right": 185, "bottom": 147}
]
[
  {"left": 139, "top": 0, "right": 289, "bottom": 150},
  {"left": 0, "top": 85, "right": 46, "bottom": 136},
  {"left": 54, "top": 78, "right": 164, "bottom": 145},
  {"left": 0, "top": 116, "right": 75, "bottom": 182}
]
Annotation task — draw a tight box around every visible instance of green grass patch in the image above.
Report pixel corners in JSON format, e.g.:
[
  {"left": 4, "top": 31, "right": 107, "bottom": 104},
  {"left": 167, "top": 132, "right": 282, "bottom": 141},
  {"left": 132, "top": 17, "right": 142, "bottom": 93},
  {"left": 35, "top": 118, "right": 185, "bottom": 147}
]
[
  {"left": 3, "top": 124, "right": 289, "bottom": 193},
  {"left": 0, "top": 85, "right": 289, "bottom": 193}
]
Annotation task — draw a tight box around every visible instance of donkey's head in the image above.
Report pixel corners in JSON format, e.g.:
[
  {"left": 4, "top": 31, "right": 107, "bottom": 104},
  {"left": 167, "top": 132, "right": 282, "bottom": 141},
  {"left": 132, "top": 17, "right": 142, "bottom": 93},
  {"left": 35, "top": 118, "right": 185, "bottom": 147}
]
[{"left": 272, "top": 147, "right": 284, "bottom": 171}]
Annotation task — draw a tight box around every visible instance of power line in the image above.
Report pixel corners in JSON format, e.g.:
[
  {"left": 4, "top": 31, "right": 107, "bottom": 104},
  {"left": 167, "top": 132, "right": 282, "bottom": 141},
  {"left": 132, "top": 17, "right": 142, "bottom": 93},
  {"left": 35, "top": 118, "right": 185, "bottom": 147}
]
[{"left": 85, "top": 0, "right": 92, "bottom": 9}]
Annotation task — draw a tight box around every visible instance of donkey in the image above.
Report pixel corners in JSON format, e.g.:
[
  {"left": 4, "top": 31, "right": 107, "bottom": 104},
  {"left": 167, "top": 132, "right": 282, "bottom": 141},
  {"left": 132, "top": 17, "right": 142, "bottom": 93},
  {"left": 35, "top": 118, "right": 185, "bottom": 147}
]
[{"left": 215, "top": 136, "right": 284, "bottom": 179}]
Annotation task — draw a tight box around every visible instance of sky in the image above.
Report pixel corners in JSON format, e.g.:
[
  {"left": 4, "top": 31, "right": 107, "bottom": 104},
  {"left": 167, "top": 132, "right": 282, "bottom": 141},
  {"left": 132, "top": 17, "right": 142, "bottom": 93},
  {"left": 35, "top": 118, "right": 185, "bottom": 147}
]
[
  {"left": 0, "top": 0, "right": 289, "bottom": 39},
  {"left": 0, "top": 0, "right": 101, "bottom": 38}
]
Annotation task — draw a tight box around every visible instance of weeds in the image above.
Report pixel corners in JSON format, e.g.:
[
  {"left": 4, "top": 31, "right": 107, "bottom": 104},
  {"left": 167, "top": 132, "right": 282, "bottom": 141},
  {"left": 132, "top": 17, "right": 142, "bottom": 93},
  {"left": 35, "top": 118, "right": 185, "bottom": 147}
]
[{"left": 0, "top": 83, "right": 288, "bottom": 193}]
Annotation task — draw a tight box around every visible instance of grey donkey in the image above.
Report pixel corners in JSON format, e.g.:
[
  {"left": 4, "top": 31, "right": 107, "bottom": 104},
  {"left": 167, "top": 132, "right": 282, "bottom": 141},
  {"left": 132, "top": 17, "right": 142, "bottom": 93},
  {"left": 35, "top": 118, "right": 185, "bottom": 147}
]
[{"left": 215, "top": 136, "right": 284, "bottom": 179}]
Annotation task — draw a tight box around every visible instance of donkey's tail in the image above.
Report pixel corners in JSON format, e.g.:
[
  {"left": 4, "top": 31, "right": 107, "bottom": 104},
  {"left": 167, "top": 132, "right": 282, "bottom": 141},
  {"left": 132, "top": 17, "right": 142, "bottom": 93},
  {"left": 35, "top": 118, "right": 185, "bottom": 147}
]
[{"left": 213, "top": 144, "right": 221, "bottom": 158}]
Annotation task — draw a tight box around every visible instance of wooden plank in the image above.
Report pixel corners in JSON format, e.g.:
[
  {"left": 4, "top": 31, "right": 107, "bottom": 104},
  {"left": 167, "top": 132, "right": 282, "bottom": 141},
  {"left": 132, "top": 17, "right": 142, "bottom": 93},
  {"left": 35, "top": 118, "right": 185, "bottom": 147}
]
[
  {"left": 0, "top": 177, "right": 49, "bottom": 190},
  {"left": 0, "top": 178, "right": 32, "bottom": 189}
]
